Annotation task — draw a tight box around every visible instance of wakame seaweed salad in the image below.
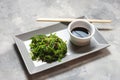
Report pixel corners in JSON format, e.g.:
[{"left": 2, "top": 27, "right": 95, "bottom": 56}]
[{"left": 29, "top": 34, "right": 67, "bottom": 63}]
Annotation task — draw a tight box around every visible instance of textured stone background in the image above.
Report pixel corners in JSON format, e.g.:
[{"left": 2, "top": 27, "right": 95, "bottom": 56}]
[{"left": 0, "top": 0, "right": 120, "bottom": 80}]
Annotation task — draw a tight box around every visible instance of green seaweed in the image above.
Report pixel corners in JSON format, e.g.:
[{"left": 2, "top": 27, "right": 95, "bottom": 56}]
[{"left": 29, "top": 33, "right": 67, "bottom": 63}]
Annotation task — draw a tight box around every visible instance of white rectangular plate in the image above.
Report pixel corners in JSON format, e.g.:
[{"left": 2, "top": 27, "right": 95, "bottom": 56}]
[{"left": 14, "top": 18, "right": 109, "bottom": 74}]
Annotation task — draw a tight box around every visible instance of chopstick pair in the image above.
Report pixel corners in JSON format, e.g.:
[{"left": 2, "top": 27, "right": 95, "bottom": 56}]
[{"left": 36, "top": 18, "right": 112, "bottom": 30}]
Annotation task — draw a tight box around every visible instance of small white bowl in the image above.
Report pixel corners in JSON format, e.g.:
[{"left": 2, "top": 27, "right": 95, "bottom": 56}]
[{"left": 68, "top": 20, "right": 95, "bottom": 46}]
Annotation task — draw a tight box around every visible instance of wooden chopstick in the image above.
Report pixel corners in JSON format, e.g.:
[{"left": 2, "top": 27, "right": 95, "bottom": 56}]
[{"left": 36, "top": 18, "right": 112, "bottom": 23}]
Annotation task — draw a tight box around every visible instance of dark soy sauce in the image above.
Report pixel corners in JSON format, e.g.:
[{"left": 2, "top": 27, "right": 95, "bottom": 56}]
[{"left": 71, "top": 27, "right": 90, "bottom": 38}]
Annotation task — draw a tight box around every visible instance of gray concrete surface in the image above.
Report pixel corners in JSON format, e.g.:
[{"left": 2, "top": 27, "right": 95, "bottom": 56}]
[{"left": 0, "top": 0, "right": 120, "bottom": 80}]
